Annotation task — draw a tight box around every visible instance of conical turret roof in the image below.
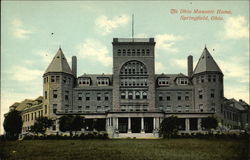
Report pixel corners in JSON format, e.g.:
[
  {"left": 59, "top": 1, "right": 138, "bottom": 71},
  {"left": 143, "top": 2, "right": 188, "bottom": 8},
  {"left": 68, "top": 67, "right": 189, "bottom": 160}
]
[
  {"left": 44, "top": 48, "right": 73, "bottom": 75},
  {"left": 193, "top": 47, "right": 222, "bottom": 75}
]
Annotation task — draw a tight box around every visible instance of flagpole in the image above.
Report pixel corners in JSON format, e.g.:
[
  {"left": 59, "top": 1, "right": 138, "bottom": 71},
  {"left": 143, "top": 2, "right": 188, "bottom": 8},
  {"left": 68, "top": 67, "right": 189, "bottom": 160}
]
[{"left": 132, "top": 14, "right": 134, "bottom": 42}]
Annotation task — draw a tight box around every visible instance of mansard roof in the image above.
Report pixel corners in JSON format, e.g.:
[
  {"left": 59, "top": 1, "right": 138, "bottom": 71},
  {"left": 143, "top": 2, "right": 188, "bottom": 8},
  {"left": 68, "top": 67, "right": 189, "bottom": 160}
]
[
  {"left": 193, "top": 47, "right": 222, "bottom": 75},
  {"left": 224, "top": 98, "right": 247, "bottom": 111},
  {"left": 44, "top": 48, "right": 73, "bottom": 75}
]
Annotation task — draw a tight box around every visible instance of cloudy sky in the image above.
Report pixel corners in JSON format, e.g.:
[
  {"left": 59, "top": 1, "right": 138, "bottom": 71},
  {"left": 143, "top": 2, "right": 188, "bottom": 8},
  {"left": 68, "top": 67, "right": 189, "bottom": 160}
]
[{"left": 1, "top": 1, "right": 249, "bottom": 134}]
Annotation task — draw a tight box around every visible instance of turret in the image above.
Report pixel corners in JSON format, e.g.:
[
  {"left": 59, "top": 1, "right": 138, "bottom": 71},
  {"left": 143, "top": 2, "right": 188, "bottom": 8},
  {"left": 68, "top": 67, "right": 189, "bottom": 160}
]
[
  {"left": 192, "top": 46, "right": 224, "bottom": 117},
  {"left": 43, "top": 48, "right": 74, "bottom": 119}
]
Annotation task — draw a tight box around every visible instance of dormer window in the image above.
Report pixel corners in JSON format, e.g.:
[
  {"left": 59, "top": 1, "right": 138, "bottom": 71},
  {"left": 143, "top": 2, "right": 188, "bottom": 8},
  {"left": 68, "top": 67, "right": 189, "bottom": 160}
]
[
  {"left": 78, "top": 78, "right": 91, "bottom": 86},
  {"left": 158, "top": 78, "right": 169, "bottom": 86},
  {"left": 97, "top": 78, "right": 109, "bottom": 86},
  {"left": 177, "top": 78, "right": 188, "bottom": 85}
]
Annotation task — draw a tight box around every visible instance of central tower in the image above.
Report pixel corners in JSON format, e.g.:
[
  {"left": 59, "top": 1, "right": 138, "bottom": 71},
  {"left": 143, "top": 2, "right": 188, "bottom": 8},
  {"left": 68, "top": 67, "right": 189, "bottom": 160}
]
[{"left": 112, "top": 38, "right": 156, "bottom": 112}]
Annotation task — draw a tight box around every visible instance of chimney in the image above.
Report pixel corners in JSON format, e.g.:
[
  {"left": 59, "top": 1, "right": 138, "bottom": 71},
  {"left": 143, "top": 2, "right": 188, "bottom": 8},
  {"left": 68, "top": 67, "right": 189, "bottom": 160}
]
[
  {"left": 187, "top": 55, "right": 193, "bottom": 77},
  {"left": 72, "top": 56, "right": 77, "bottom": 78}
]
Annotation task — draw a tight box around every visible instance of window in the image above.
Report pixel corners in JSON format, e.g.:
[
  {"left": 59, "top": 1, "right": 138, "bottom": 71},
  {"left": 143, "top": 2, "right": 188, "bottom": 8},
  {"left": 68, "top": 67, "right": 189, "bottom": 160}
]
[
  {"left": 132, "top": 49, "right": 136, "bottom": 56},
  {"left": 159, "top": 95, "right": 163, "bottom": 101},
  {"left": 31, "top": 113, "right": 33, "bottom": 120},
  {"left": 118, "top": 49, "right": 121, "bottom": 56},
  {"left": 166, "top": 105, "right": 171, "bottom": 112},
  {"left": 86, "top": 106, "right": 90, "bottom": 110},
  {"left": 41, "top": 110, "right": 43, "bottom": 117},
  {"left": 212, "top": 75, "right": 216, "bottom": 82},
  {"left": 208, "top": 75, "right": 211, "bottom": 82},
  {"left": 53, "top": 104, "right": 57, "bottom": 114},
  {"left": 137, "top": 49, "right": 140, "bottom": 56},
  {"left": 105, "top": 93, "right": 109, "bottom": 101},
  {"left": 44, "top": 105, "right": 47, "bottom": 114},
  {"left": 177, "top": 105, "right": 182, "bottom": 112},
  {"left": 44, "top": 78, "right": 46, "bottom": 84},
  {"left": 51, "top": 76, "right": 55, "bottom": 82},
  {"left": 211, "top": 89, "right": 215, "bottom": 98},
  {"left": 159, "top": 105, "right": 163, "bottom": 111},
  {"left": 97, "top": 93, "right": 101, "bottom": 101},
  {"left": 146, "top": 49, "right": 150, "bottom": 56},
  {"left": 135, "top": 92, "right": 140, "bottom": 99},
  {"left": 201, "top": 76, "right": 204, "bottom": 83},
  {"left": 121, "top": 92, "right": 126, "bottom": 99},
  {"left": 128, "top": 92, "right": 133, "bottom": 100},
  {"left": 63, "top": 77, "right": 66, "bottom": 83},
  {"left": 142, "top": 92, "right": 147, "bottom": 99},
  {"left": 53, "top": 90, "right": 58, "bottom": 98},
  {"left": 97, "top": 106, "right": 101, "bottom": 110},
  {"left": 45, "top": 91, "right": 47, "bottom": 99},
  {"left": 177, "top": 96, "right": 181, "bottom": 101},
  {"left": 199, "top": 90, "right": 203, "bottom": 99},
  {"left": 122, "top": 49, "right": 126, "bottom": 56},
  {"left": 199, "top": 104, "right": 203, "bottom": 112},
  {"left": 78, "top": 93, "right": 82, "bottom": 100},
  {"left": 56, "top": 76, "right": 60, "bottom": 82},
  {"left": 185, "top": 96, "right": 189, "bottom": 101},
  {"left": 211, "top": 103, "right": 215, "bottom": 112},
  {"left": 185, "top": 105, "right": 190, "bottom": 112},
  {"left": 78, "top": 106, "right": 82, "bottom": 109},
  {"left": 142, "top": 49, "right": 145, "bottom": 56},
  {"left": 65, "top": 91, "right": 69, "bottom": 100},
  {"left": 86, "top": 93, "right": 90, "bottom": 100},
  {"left": 166, "top": 96, "right": 171, "bottom": 101}
]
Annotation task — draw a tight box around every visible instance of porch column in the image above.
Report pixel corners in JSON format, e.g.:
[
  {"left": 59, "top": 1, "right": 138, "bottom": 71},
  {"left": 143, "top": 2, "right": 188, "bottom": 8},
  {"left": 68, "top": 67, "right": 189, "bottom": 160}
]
[
  {"left": 116, "top": 118, "right": 119, "bottom": 130},
  {"left": 141, "top": 117, "right": 145, "bottom": 133},
  {"left": 198, "top": 118, "right": 202, "bottom": 131},
  {"left": 153, "top": 117, "right": 156, "bottom": 130},
  {"left": 185, "top": 118, "right": 190, "bottom": 131},
  {"left": 128, "top": 117, "right": 131, "bottom": 133}
]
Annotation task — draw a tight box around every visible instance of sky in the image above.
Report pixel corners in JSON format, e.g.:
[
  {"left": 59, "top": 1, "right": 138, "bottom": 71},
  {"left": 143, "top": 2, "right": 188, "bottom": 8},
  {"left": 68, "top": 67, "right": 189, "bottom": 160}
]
[{"left": 1, "top": 1, "right": 249, "bottom": 134}]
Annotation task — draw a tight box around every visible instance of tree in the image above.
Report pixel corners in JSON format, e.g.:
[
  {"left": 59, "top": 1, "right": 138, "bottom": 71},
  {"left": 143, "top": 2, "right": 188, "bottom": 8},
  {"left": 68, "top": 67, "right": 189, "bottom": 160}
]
[
  {"left": 30, "top": 117, "right": 53, "bottom": 136},
  {"left": 201, "top": 116, "right": 218, "bottom": 132},
  {"left": 59, "top": 115, "right": 85, "bottom": 136},
  {"left": 3, "top": 110, "right": 23, "bottom": 140},
  {"left": 159, "top": 116, "right": 179, "bottom": 138}
]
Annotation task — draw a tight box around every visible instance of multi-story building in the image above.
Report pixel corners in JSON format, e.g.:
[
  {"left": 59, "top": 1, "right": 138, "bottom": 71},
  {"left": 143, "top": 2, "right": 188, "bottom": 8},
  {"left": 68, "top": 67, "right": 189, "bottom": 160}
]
[{"left": 6, "top": 38, "right": 250, "bottom": 138}]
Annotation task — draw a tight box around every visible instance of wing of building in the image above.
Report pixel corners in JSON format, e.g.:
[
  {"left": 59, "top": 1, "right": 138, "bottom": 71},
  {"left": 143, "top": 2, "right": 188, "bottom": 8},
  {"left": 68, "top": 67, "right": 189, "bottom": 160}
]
[{"left": 6, "top": 38, "right": 250, "bottom": 138}]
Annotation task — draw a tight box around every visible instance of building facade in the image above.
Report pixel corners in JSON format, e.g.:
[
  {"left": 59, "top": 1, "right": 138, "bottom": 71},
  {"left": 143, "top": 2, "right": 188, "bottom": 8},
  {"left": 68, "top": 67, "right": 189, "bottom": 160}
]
[{"left": 7, "top": 38, "right": 250, "bottom": 138}]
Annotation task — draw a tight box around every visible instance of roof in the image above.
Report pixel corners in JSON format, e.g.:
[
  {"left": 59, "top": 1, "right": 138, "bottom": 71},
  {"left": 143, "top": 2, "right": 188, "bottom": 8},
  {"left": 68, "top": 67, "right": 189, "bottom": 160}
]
[
  {"left": 224, "top": 98, "right": 248, "bottom": 111},
  {"left": 44, "top": 48, "right": 73, "bottom": 75},
  {"left": 15, "top": 99, "right": 34, "bottom": 111},
  {"left": 193, "top": 47, "right": 222, "bottom": 75}
]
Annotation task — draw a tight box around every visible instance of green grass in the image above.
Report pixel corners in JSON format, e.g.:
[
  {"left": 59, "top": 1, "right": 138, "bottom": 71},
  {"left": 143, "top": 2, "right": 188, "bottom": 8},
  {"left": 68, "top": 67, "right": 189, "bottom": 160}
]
[{"left": 0, "top": 139, "right": 248, "bottom": 160}]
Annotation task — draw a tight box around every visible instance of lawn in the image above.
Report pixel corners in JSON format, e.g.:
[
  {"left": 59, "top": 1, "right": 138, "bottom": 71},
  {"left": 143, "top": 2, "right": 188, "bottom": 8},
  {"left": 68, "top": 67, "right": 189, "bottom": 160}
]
[{"left": 0, "top": 138, "right": 248, "bottom": 160}]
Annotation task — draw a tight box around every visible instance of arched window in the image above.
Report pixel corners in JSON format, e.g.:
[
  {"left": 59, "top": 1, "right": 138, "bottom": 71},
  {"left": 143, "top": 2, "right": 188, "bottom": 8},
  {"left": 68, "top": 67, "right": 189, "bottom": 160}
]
[
  {"left": 142, "top": 49, "right": 145, "bottom": 56},
  {"left": 146, "top": 49, "right": 150, "bottom": 56},
  {"left": 135, "top": 92, "right": 140, "bottom": 99},
  {"left": 120, "top": 60, "right": 147, "bottom": 75},
  {"left": 142, "top": 92, "right": 147, "bottom": 99},
  {"left": 118, "top": 49, "right": 121, "bottom": 56},
  {"left": 128, "top": 92, "right": 133, "bottom": 100},
  {"left": 127, "top": 49, "right": 131, "bottom": 56},
  {"left": 122, "top": 49, "right": 126, "bottom": 56},
  {"left": 137, "top": 49, "right": 140, "bottom": 56},
  {"left": 121, "top": 92, "right": 126, "bottom": 99},
  {"left": 132, "top": 49, "right": 136, "bottom": 56}
]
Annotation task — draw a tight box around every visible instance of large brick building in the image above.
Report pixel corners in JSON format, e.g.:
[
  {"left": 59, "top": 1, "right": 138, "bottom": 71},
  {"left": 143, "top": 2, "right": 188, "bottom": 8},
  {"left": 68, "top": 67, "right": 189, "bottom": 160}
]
[{"left": 7, "top": 38, "right": 250, "bottom": 138}]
